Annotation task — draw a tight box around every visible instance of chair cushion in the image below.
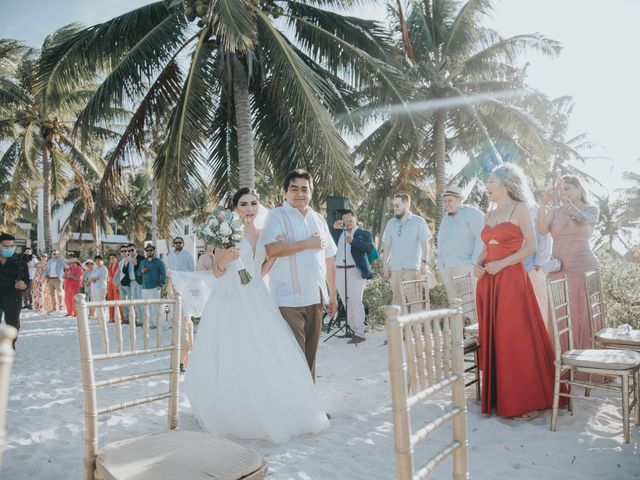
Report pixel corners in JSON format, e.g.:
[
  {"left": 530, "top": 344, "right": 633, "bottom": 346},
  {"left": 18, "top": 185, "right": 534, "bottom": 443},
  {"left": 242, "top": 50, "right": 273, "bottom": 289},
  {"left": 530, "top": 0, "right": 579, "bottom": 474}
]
[
  {"left": 96, "top": 430, "right": 265, "bottom": 480},
  {"left": 464, "top": 323, "right": 479, "bottom": 338},
  {"left": 562, "top": 349, "right": 640, "bottom": 370},
  {"left": 596, "top": 328, "right": 640, "bottom": 348}
]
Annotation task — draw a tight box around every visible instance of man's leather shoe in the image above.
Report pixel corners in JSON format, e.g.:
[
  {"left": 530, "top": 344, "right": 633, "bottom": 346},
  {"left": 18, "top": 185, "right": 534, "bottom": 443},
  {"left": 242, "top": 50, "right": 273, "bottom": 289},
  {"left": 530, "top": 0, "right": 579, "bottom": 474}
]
[{"left": 347, "top": 335, "right": 366, "bottom": 344}]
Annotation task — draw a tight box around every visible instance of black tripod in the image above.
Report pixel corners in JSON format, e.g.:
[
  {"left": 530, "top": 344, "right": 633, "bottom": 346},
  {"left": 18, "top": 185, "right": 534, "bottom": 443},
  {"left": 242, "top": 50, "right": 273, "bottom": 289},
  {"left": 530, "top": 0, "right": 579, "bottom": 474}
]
[{"left": 324, "top": 227, "right": 357, "bottom": 346}]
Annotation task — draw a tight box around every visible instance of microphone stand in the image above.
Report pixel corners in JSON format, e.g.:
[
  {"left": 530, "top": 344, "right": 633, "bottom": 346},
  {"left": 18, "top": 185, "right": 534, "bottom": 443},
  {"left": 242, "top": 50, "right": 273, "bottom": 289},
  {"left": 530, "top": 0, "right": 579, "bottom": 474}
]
[{"left": 324, "top": 226, "right": 357, "bottom": 346}]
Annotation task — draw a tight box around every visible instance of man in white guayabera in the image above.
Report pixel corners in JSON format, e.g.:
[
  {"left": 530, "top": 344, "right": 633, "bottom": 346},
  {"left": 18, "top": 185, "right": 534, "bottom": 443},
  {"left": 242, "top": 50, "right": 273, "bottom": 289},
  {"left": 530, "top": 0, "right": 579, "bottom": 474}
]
[
  {"left": 262, "top": 169, "right": 338, "bottom": 380},
  {"left": 382, "top": 193, "right": 432, "bottom": 313}
]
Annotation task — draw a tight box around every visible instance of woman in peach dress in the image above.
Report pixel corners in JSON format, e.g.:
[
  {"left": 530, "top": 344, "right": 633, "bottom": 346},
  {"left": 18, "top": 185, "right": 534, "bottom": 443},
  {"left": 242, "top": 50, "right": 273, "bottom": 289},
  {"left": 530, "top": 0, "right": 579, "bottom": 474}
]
[{"left": 537, "top": 175, "right": 599, "bottom": 351}]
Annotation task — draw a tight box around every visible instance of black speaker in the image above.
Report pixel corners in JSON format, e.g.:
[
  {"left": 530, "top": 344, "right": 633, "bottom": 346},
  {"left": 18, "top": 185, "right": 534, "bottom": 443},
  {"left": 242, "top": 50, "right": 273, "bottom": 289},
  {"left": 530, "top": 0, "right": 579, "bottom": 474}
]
[{"left": 327, "top": 196, "right": 351, "bottom": 230}]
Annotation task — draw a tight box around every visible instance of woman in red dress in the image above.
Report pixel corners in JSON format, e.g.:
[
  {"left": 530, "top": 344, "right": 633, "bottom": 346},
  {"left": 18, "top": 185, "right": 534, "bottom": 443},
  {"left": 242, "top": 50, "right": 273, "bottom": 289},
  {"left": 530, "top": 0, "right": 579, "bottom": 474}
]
[
  {"left": 63, "top": 258, "right": 84, "bottom": 316},
  {"left": 474, "top": 164, "right": 559, "bottom": 419},
  {"left": 107, "top": 253, "right": 122, "bottom": 321}
]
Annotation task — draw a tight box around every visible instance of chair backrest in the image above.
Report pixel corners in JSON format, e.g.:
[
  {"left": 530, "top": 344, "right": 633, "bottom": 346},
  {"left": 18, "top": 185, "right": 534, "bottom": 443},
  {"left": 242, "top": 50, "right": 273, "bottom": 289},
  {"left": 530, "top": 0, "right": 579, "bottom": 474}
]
[
  {"left": 401, "top": 279, "right": 431, "bottom": 313},
  {"left": 451, "top": 273, "right": 477, "bottom": 323},
  {"left": 74, "top": 293, "right": 182, "bottom": 480},
  {"left": 584, "top": 270, "right": 606, "bottom": 346},
  {"left": 547, "top": 276, "right": 574, "bottom": 357},
  {"left": 385, "top": 301, "right": 468, "bottom": 480},
  {"left": 0, "top": 324, "right": 17, "bottom": 470}
]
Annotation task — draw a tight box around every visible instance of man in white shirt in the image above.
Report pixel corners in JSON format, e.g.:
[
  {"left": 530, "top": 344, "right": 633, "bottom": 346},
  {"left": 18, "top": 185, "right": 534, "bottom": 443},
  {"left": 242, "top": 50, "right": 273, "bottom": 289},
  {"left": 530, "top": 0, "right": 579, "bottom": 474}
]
[
  {"left": 166, "top": 237, "right": 195, "bottom": 373},
  {"left": 382, "top": 193, "right": 432, "bottom": 313},
  {"left": 262, "top": 169, "right": 338, "bottom": 379}
]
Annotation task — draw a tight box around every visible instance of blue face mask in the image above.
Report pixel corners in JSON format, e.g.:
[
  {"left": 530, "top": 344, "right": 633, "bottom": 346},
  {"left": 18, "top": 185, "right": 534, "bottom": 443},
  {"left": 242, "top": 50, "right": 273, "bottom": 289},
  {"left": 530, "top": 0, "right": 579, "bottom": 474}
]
[{"left": 1, "top": 247, "right": 16, "bottom": 258}]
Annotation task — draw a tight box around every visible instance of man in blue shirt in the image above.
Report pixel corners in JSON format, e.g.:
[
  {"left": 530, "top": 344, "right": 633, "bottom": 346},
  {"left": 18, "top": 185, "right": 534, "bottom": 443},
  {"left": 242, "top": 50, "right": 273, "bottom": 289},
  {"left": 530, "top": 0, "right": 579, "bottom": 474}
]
[
  {"left": 436, "top": 186, "right": 484, "bottom": 306},
  {"left": 525, "top": 205, "right": 553, "bottom": 329},
  {"left": 45, "top": 249, "right": 65, "bottom": 312},
  {"left": 139, "top": 244, "right": 167, "bottom": 329}
]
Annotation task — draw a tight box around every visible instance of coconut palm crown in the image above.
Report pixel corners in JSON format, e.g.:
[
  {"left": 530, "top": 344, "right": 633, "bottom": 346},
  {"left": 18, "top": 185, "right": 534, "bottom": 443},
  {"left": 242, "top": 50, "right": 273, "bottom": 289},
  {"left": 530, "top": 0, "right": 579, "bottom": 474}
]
[{"left": 39, "top": 0, "right": 408, "bottom": 230}]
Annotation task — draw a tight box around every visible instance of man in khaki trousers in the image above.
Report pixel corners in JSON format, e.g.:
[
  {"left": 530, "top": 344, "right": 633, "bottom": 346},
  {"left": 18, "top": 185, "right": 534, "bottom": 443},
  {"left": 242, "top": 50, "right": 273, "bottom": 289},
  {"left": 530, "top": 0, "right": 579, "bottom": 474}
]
[
  {"left": 382, "top": 193, "right": 432, "bottom": 313},
  {"left": 263, "top": 169, "right": 338, "bottom": 380},
  {"left": 45, "top": 250, "right": 65, "bottom": 312}
]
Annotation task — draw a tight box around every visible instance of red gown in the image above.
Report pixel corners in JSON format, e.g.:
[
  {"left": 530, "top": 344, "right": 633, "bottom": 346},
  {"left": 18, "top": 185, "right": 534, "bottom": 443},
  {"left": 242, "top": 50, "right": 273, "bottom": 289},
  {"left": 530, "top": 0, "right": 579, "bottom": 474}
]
[{"left": 476, "top": 221, "right": 558, "bottom": 417}]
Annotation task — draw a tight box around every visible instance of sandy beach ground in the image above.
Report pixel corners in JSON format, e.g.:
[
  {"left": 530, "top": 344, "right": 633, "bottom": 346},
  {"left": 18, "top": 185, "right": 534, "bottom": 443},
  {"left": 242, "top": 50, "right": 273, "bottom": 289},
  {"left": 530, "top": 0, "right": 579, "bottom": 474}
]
[{"left": 2, "top": 310, "right": 638, "bottom": 479}]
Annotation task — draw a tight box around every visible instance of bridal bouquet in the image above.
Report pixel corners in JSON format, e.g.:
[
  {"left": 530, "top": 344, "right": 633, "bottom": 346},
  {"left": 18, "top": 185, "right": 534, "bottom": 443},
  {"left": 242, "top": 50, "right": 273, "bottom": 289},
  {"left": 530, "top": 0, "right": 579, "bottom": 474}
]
[{"left": 196, "top": 207, "right": 252, "bottom": 285}]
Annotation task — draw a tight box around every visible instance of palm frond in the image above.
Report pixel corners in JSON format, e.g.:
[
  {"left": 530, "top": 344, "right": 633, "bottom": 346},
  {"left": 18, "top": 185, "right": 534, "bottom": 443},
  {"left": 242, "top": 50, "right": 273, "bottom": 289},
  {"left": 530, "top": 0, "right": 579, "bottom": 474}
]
[
  {"left": 209, "top": 0, "right": 257, "bottom": 52},
  {"left": 155, "top": 28, "right": 217, "bottom": 232}
]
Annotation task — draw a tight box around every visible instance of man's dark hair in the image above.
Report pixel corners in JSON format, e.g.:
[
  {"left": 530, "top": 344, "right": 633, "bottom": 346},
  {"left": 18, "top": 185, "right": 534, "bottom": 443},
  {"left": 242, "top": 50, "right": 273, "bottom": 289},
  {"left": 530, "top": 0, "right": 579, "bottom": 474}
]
[
  {"left": 127, "top": 243, "right": 137, "bottom": 249},
  {"left": 283, "top": 169, "right": 313, "bottom": 192},
  {"left": 340, "top": 209, "right": 354, "bottom": 218},
  {"left": 94, "top": 255, "right": 103, "bottom": 261},
  {"left": 173, "top": 236, "right": 184, "bottom": 243},
  {"left": 0, "top": 232, "right": 15, "bottom": 242}
]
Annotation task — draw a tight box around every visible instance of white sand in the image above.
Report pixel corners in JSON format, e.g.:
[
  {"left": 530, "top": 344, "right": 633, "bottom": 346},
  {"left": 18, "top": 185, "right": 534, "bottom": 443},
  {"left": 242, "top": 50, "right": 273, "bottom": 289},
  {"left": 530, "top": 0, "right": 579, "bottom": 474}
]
[{"left": 2, "top": 310, "right": 638, "bottom": 479}]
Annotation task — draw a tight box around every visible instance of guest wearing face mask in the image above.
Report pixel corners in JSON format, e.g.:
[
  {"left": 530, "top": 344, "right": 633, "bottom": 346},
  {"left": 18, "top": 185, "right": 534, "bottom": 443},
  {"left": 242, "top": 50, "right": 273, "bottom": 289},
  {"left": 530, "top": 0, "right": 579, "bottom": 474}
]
[{"left": 0, "top": 232, "right": 29, "bottom": 349}]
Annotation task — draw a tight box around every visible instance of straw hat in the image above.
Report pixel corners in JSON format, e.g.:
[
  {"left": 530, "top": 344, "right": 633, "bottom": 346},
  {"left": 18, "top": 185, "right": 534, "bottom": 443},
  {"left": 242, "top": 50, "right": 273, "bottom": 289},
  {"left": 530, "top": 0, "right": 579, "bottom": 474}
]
[{"left": 443, "top": 185, "right": 464, "bottom": 198}]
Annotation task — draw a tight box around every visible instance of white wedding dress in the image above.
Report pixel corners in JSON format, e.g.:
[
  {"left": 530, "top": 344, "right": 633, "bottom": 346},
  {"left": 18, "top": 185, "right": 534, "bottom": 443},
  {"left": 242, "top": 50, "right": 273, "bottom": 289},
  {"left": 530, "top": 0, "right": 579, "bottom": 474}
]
[{"left": 183, "top": 237, "right": 329, "bottom": 443}]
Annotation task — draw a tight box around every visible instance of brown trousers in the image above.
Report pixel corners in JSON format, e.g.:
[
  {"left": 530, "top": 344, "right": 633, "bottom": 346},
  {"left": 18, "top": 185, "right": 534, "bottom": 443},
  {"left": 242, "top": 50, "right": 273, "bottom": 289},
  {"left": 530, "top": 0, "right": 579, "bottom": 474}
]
[{"left": 279, "top": 303, "right": 323, "bottom": 380}]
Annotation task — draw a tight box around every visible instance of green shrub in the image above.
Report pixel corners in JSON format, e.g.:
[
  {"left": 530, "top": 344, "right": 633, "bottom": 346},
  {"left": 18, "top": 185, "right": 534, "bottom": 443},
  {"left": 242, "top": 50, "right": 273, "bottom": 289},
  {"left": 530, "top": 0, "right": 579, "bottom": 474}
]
[
  {"left": 363, "top": 261, "right": 393, "bottom": 327},
  {"left": 363, "top": 256, "right": 451, "bottom": 327},
  {"left": 598, "top": 253, "right": 640, "bottom": 329}
]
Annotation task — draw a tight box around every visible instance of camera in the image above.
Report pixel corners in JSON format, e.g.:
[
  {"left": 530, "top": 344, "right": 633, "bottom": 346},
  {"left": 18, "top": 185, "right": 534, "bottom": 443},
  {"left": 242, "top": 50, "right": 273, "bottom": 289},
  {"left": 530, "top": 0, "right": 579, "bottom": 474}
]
[{"left": 340, "top": 220, "right": 348, "bottom": 229}]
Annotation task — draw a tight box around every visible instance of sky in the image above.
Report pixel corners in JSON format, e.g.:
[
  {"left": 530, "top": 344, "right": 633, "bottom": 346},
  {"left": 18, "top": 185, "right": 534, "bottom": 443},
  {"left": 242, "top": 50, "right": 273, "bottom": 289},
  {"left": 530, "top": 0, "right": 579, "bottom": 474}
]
[{"left": 1, "top": 0, "right": 638, "bottom": 195}]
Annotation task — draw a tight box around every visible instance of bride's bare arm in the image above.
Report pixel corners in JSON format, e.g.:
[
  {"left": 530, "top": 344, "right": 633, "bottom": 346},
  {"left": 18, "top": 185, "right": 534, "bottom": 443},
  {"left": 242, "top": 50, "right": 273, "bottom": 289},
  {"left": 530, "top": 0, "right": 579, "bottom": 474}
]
[{"left": 213, "top": 247, "right": 240, "bottom": 278}]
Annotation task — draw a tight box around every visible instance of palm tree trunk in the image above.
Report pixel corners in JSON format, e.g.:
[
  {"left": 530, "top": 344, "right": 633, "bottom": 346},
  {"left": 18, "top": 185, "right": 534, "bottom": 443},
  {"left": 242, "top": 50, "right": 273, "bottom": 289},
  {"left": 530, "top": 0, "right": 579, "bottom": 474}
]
[
  {"left": 91, "top": 217, "right": 101, "bottom": 255},
  {"left": 42, "top": 147, "right": 53, "bottom": 252},
  {"left": 433, "top": 109, "right": 447, "bottom": 240},
  {"left": 232, "top": 58, "right": 255, "bottom": 189}
]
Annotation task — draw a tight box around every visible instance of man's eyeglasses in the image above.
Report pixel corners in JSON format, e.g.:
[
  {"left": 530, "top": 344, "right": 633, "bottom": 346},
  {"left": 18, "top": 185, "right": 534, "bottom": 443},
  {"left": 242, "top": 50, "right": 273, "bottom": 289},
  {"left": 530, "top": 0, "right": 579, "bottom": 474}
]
[
  {"left": 144, "top": 249, "right": 154, "bottom": 253},
  {"left": 174, "top": 241, "right": 183, "bottom": 245},
  {"left": 128, "top": 249, "right": 136, "bottom": 252}
]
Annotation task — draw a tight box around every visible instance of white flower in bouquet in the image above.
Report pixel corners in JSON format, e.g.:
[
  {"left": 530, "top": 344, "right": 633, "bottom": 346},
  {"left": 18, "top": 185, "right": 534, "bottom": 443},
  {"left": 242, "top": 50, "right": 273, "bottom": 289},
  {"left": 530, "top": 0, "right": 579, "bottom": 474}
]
[
  {"left": 195, "top": 207, "right": 252, "bottom": 285},
  {"left": 219, "top": 223, "right": 232, "bottom": 236}
]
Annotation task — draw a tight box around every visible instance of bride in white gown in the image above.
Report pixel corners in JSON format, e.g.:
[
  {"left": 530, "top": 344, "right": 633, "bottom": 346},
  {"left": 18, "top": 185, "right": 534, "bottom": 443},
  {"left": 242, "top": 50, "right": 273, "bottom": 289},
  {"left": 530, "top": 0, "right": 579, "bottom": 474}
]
[{"left": 183, "top": 188, "right": 329, "bottom": 443}]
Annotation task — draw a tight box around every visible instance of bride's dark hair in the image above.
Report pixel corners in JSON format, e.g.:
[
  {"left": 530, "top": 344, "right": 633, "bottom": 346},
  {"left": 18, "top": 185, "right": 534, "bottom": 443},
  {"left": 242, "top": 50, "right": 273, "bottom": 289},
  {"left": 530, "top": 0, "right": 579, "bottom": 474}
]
[{"left": 228, "top": 187, "right": 260, "bottom": 209}]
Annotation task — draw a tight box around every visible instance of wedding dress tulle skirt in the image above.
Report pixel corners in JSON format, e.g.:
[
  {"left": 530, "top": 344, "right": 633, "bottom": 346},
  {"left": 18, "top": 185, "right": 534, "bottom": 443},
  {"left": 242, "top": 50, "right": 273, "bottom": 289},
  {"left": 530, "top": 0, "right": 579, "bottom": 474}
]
[{"left": 183, "top": 263, "right": 329, "bottom": 443}]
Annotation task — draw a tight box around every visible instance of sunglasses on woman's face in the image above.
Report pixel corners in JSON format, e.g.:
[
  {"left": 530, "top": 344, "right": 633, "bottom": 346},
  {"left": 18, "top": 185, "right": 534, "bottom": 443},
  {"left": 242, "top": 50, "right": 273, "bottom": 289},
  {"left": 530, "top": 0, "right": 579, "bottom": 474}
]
[
  {"left": 145, "top": 249, "right": 154, "bottom": 253},
  {"left": 128, "top": 249, "right": 136, "bottom": 252}
]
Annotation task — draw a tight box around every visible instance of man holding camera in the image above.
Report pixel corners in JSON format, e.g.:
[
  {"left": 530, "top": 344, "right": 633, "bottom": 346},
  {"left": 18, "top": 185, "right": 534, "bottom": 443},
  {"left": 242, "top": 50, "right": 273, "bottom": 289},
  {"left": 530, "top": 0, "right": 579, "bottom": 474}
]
[{"left": 331, "top": 210, "right": 375, "bottom": 344}]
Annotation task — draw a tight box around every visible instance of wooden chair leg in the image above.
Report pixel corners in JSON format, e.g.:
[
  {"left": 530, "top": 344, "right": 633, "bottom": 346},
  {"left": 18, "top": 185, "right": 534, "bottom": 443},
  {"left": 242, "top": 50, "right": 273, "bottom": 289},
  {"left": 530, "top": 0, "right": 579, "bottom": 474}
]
[
  {"left": 585, "top": 372, "right": 592, "bottom": 398},
  {"left": 622, "top": 374, "right": 630, "bottom": 444},
  {"left": 568, "top": 369, "right": 574, "bottom": 414},
  {"left": 635, "top": 370, "right": 640, "bottom": 426},
  {"left": 474, "top": 349, "right": 480, "bottom": 401},
  {"left": 551, "top": 367, "right": 561, "bottom": 432}
]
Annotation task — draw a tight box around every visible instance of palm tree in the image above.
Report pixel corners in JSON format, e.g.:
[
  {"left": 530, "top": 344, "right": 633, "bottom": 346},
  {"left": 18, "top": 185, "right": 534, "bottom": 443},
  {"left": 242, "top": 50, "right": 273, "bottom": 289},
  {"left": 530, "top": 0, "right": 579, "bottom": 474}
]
[
  {"left": 112, "top": 169, "right": 153, "bottom": 245},
  {"left": 0, "top": 35, "right": 105, "bottom": 251},
  {"left": 40, "top": 0, "right": 407, "bottom": 231},
  {"left": 593, "top": 194, "right": 634, "bottom": 255},
  {"left": 545, "top": 96, "right": 603, "bottom": 184},
  {"left": 621, "top": 164, "right": 640, "bottom": 227},
  {"left": 358, "top": 0, "right": 561, "bottom": 235}
]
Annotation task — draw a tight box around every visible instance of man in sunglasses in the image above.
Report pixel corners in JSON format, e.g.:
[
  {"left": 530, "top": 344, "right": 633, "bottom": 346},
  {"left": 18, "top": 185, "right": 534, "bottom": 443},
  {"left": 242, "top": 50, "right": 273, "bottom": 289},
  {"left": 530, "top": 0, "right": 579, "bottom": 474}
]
[
  {"left": 139, "top": 244, "right": 166, "bottom": 329},
  {"left": 381, "top": 193, "right": 432, "bottom": 312},
  {"left": 166, "top": 237, "right": 195, "bottom": 372}
]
